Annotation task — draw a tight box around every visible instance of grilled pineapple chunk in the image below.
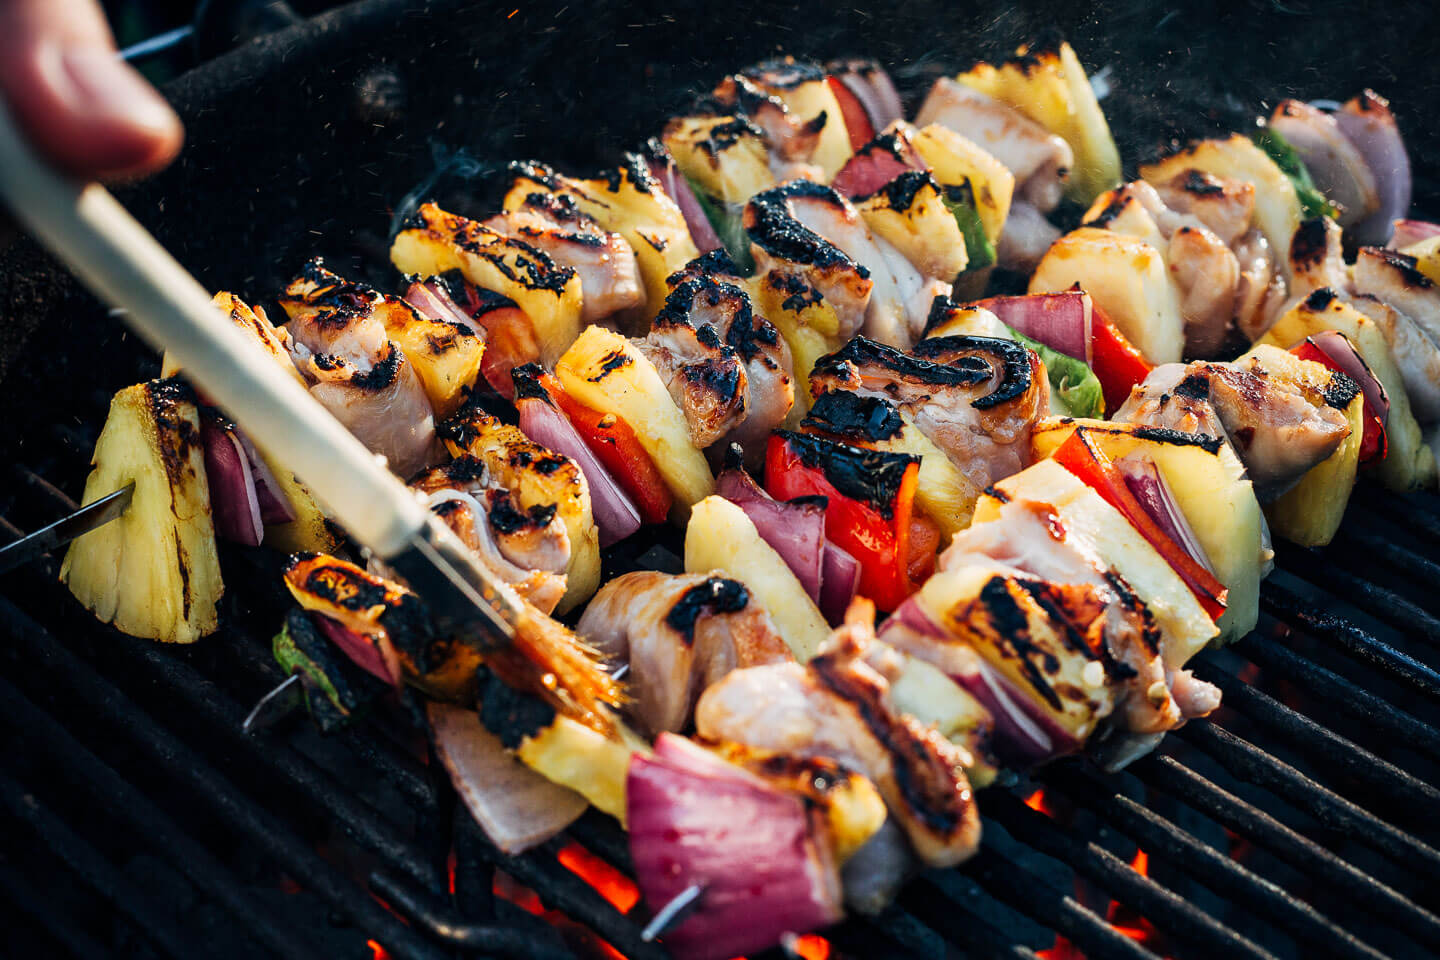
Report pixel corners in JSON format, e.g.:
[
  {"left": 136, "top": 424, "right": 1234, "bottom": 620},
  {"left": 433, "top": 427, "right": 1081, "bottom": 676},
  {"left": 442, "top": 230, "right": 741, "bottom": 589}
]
[
  {"left": 684, "top": 496, "right": 829, "bottom": 661},
  {"left": 663, "top": 115, "right": 776, "bottom": 204},
  {"left": 515, "top": 713, "right": 634, "bottom": 823},
  {"left": 1400, "top": 234, "right": 1440, "bottom": 285},
  {"left": 1029, "top": 227, "right": 1185, "bottom": 364},
  {"left": 1140, "top": 136, "right": 1301, "bottom": 275},
  {"left": 743, "top": 62, "right": 852, "bottom": 178},
  {"left": 1260, "top": 295, "right": 1436, "bottom": 492},
  {"left": 1081, "top": 187, "right": 1168, "bottom": 252},
  {"left": 556, "top": 326, "right": 714, "bottom": 512},
  {"left": 379, "top": 297, "right": 484, "bottom": 419},
  {"left": 856, "top": 173, "right": 969, "bottom": 280},
  {"left": 1242, "top": 344, "right": 1364, "bottom": 546},
  {"left": 505, "top": 158, "right": 698, "bottom": 322},
  {"left": 1031, "top": 418, "right": 1265, "bottom": 642},
  {"left": 438, "top": 404, "right": 600, "bottom": 613},
  {"left": 161, "top": 292, "right": 335, "bottom": 553},
  {"left": 909, "top": 123, "right": 1014, "bottom": 246},
  {"left": 956, "top": 40, "right": 1122, "bottom": 204},
  {"left": 61, "top": 380, "right": 222, "bottom": 644},
  {"left": 749, "top": 272, "right": 841, "bottom": 414},
  {"left": 980, "top": 459, "right": 1219, "bottom": 668},
  {"left": 390, "top": 202, "right": 582, "bottom": 366},
  {"left": 917, "top": 561, "right": 1115, "bottom": 742}
]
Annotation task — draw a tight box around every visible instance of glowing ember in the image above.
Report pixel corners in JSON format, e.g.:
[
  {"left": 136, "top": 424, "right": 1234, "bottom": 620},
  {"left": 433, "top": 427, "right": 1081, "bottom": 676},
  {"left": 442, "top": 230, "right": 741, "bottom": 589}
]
[
  {"left": 1023, "top": 786, "right": 1066, "bottom": 820},
  {"left": 1037, "top": 937, "right": 1085, "bottom": 959},
  {"left": 557, "top": 841, "right": 641, "bottom": 913},
  {"left": 786, "top": 932, "right": 833, "bottom": 959},
  {"left": 1105, "top": 847, "right": 1170, "bottom": 954},
  {"left": 366, "top": 939, "right": 390, "bottom": 960}
]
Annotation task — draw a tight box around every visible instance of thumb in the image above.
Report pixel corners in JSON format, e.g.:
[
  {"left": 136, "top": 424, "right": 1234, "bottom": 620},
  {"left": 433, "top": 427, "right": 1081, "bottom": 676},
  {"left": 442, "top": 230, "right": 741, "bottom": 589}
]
[{"left": 0, "top": 0, "right": 184, "bottom": 181}]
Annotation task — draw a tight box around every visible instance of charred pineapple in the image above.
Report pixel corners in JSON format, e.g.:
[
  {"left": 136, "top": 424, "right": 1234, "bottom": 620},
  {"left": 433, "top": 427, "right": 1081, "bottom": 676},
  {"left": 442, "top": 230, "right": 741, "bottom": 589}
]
[
  {"left": 61, "top": 379, "right": 223, "bottom": 644},
  {"left": 503, "top": 157, "right": 699, "bottom": 322},
  {"left": 161, "top": 292, "right": 336, "bottom": 554},
  {"left": 855, "top": 171, "right": 970, "bottom": 281},
  {"left": 555, "top": 326, "right": 715, "bottom": 512},
  {"left": 437, "top": 401, "right": 601, "bottom": 613},
  {"left": 663, "top": 115, "right": 776, "bottom": 204},
  {"left": 907, "top": 122, "right": 1015, "bottom": 248},
  {"left": 390, "top": 202, "right": 582, "bottom": 366}
]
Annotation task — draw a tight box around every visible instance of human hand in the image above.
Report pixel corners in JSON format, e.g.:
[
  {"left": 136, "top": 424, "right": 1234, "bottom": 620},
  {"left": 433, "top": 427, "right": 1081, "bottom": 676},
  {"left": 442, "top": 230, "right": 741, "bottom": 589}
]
[{"left": 0, "top": 0, "right": 183, "bottom": 180}]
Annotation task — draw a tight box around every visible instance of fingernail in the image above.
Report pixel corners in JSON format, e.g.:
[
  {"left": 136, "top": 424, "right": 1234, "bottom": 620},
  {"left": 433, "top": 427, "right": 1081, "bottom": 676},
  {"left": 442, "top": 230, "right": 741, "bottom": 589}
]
[{"left": 59, "top": 49, "right": 178, "bottom": 134}]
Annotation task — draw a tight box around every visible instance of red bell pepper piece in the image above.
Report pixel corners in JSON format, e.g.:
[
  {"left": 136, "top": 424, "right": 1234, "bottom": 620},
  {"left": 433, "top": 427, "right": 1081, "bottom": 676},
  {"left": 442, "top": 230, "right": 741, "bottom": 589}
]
[
  {"left": 764, "top": 432, "right": 922, "bottom": 612},
  {"left": 533, "top": 371, "right": 673, "bottom": 525},
  {"left": 456, "top": 284, "right": 538, "bottom": 401},
  {"left": 1290, "top": 340, "right": 1388, "bottom": 464},
  {"left": 826, "top": 75, "right": 877, "bottom": 153},
  {"left": 1051, "top": 428, "right": 1228, "bottom": 622},
  {"left": 1088, "top": 304, "right": 1152, "bottom": 414}
]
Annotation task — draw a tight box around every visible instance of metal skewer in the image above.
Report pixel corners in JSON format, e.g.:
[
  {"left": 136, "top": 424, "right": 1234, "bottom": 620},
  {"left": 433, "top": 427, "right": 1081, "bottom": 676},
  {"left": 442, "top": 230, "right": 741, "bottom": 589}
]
[
  {"left": 0, "top": 483, "right": 134, "bottom": 574},
  {"left": 0, "top": 101, "right": 521, "bottom": 658}
]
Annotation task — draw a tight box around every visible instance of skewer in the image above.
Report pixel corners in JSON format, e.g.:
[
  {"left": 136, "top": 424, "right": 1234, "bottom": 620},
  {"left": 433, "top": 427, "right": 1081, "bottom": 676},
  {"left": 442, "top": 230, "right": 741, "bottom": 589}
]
[
  {"left": 0, "top": 483, "right": 134, "bottom": 574},
  {"left": 639, "top": 884, "right": 705, "bottom": 941},
  {"left": 241, "top": 674, "right": 305, "bottom": 735}
]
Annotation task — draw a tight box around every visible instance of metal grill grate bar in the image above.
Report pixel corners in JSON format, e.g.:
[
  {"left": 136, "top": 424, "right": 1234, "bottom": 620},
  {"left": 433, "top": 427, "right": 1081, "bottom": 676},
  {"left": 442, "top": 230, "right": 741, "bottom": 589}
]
[
  {"left": 1190, "top": 658, "right": 1440, "bottom": 812},
  {"left": 0, "top": 769, "right": 198, "bottom": 959},
  {"left": 1131, "top": 754, "right": 1440, "bottom": 951},
  {"left": 0, "top": 671, "right": 319, "bottom": 960},
  {"left": 1178, "top": 722, "right": 1440, "bottom": 879},
  {"left": 0, "top": 596, "right": 452, "bottom": 960},
  {"left": 1232, "top": 632, "right": 1440, "bottom": 763}
]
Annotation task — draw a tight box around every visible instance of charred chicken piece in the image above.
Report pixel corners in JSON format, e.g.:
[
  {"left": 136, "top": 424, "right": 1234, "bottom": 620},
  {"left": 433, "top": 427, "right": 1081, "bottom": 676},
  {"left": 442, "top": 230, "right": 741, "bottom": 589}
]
[
  {"left": 696, "top": 601, "right": 981, "bottom": 868},
  {"left": 1116, "top": 357, "right": 1355, "bottom": 500},
  {"left": 278, "top": 259, "right": 439, "bottom": 478},
  {"left": 577, "top": 571, "right": 792, "bottom": 735},
  {"left": 410, "top": 456, "right": 571, "bottom": 615},
  {"left": 483, "top": 192, "right": 644, "bottom": 325},
  {"left": 811, "top": 334, "right": 1046, "bottom": 490}
]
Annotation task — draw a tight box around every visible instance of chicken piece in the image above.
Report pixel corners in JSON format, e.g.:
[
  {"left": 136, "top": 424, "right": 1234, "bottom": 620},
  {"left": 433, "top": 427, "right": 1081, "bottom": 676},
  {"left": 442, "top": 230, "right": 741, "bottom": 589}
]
[
  {"left": 636, "top": 312, "right": 748, "bottom": 451},
  {"left": 483, "top": 193, "right": 643, "bottom": 324},
  {"left": 746, "top": 181, "right": 874, "bottom": 342},
  {"left": 940, "top": 497, "right": 1210, "bottom": 733},
  {"left": 1233, "top": 228, "right": 1288, "bottom": 342},
  {"left": 997, "top": 199, "right": 1062, "bottom": 274},
  {"left": 707, "top": 74, "right": 824, "bottom": 177},
  {"left": 1168, "top": 225, "right": 1240, "bottom": 359},
  {"left": 410, "top": 456, "right": 570, "bottom": 614},
  {"left": 659, "top": 261, "right": 795, "bottom": 455},
  {"left": 278, "top": 259, "right": 439, "bottom": 478},
  {"left": 1151, "top": 170, "right": 1256, "bottom": 247},
  {"left": 696, "top": 601, "right": 981, "bottom": 868},
  {"left": 811, "top": 334, "right": 1047, "bottom": 491},
  {"left": 1353, "top": 246, "right": 1440, "bottom": 349},
  {"left": 1116, "top": 359, "right": 1353, "bottom": 500},
  {"left": 1351, "top": 294, "right": 1440, "bottom": 422},
  {"left": 772, "top": 180, "right": 928, "bottom": 348},
  {"left": 916, "top": 78, "right": 1072, "bottom": 213},
  {"left": 1269, "top": 100, "right": 1379, "bottom": 229},
  {"left": 578, "top": 571, "right": 792, "bottom": 735}
]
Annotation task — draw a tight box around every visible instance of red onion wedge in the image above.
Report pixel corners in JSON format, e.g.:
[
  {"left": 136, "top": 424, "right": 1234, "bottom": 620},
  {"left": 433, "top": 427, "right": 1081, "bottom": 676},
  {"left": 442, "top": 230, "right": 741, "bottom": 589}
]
[
  {"left": 717, "top": 463, "right": 826, "bottom": 602},
  {"left": 516, "top": 394, "right": 642, "bottom": 547},
  {"left": 647, "top": 153, "right": 723, "bottom": 254},
  {"left": 831, "top": 132, "right": 926, "bottom": 200},
  {"left": 428, "top": 702, "right": 587, "bottom": 854},
  {"left": 1389, "top": 219, "right": 1440, "bottom": 250},
  {"left": 819, "top": 543, "right": 860, "bottom": 625},
  {"left": 233, "top": 429, "right": 296, "bottom": 524},
  {"left": 313, "top": 613, "right": 402, "bottom": 687},
  {"left": 200, "top": 416, "right": 264, "bottom": 547},
  {"left": 970, "top": 290, "right": 1093, "bottom": 366},
  {"left": 1116, "top": 455, "right": 1216, "bottom": 575},
  {"left": 1335, "top": 91, "right": 1412, "bottom": 247},
  {"left": 628, "top": 734, "right": 843, "bottom": 960},
  {"left": 404, "top": 277, "right": 479, "bottom": 331}
]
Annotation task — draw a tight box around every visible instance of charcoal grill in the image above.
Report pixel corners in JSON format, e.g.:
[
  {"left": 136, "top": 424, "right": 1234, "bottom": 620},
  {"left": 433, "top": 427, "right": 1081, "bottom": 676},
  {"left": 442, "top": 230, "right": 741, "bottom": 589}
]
[{"left": 3, "top": 1, "right": 1440, "bottom": 957}]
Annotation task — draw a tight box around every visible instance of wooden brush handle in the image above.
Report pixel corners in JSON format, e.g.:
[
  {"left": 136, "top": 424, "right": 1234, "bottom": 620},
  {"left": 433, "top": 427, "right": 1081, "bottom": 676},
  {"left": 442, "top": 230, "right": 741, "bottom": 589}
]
[{"left": 0, "top": 101, "right": 428, "bottom": 558}]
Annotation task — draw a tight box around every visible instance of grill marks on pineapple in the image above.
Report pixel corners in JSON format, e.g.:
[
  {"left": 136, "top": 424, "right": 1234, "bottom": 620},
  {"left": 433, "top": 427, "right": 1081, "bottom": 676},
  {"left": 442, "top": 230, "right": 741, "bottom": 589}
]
[{"left": 587, "top": 349, "right": 634, "bottom": 382}]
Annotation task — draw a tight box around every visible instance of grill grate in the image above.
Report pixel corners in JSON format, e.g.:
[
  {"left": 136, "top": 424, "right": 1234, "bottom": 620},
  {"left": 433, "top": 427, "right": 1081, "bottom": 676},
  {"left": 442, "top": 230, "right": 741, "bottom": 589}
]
[{"left": 4, "top": 446, "right": 1440, "bottom": 959}]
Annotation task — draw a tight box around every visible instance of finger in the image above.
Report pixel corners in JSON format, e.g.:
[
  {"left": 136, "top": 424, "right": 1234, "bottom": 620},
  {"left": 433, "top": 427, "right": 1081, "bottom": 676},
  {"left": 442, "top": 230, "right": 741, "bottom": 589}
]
[{"left": 0, "top": 0, "right": 184, "bottom": 180}]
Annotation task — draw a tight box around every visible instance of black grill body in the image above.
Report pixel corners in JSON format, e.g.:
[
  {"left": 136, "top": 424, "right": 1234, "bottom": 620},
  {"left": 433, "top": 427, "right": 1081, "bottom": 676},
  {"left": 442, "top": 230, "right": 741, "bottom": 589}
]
[{"left": 2, "top": 2, "right": 1440, "bottom": 958}]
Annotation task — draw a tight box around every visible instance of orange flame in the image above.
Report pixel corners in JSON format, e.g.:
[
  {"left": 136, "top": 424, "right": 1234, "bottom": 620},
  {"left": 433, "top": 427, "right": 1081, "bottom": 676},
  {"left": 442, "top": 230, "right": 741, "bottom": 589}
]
[
  {"left": 1024, "top": 787, "right": 1064, "bottom": 820},
  {"left": 557, "top": 841, "right": 641, "bottom": 914},
  {"left": 366, "top": 939, "right": 390, "bottom": 960},
  {"left": 1105, "top": 847, "right": 1169, "bottom": 951},
  {"left": 787, "top": 933, "right": 832, "bottom": 960}
]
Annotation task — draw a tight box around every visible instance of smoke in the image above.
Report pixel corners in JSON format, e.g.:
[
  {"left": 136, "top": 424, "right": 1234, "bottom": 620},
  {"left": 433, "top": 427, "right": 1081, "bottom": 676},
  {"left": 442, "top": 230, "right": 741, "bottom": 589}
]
[{"left": 388, "top": 142, "right": 491, "bottom": 240}]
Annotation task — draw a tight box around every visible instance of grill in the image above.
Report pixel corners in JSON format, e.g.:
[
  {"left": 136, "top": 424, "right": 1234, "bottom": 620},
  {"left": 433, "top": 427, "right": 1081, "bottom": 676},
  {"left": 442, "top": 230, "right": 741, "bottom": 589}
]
[{"left": 2, "top": 1, "right": 1439, "bottom": 958}]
